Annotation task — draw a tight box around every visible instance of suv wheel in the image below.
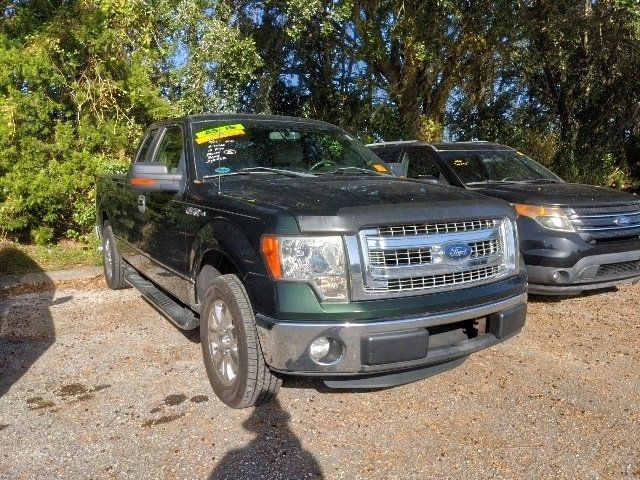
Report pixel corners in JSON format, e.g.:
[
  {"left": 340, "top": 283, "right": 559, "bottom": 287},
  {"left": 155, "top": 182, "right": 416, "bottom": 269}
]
[{"left": 200, "top": 273, "right": 281, "bottom": 408}]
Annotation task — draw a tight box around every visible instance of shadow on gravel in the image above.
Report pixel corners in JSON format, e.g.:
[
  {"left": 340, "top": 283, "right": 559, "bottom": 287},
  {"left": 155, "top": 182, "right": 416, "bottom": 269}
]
[
  {"left": 0, "top": 247, "right": 56, "bottom": 397},
  {"left": 281, "top": 375, "right": 392, "bottom": 395},
  {"left": 208, "top": 398, "right": 323, "bottom": 479}
]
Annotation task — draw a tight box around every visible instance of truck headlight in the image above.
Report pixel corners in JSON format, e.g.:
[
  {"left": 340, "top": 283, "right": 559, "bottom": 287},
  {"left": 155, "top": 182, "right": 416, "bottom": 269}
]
[
  {"left": 514, "top": 204, "right": 575, "bottom": 232},
  {"left": 261, "top": 235, "right": 348, "bottom": 301},
  {"left": 500, "top": 217, "right": 519, "bottom": 273}
]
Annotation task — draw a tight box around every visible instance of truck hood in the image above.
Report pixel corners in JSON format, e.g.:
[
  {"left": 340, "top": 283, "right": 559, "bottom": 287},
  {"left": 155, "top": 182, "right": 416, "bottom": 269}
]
[
  {"left": 469, "top": 182, "right": 639, "bottom": 207},
  {"left": 197, "top": 176, "right": 516, "bottom": 233}
]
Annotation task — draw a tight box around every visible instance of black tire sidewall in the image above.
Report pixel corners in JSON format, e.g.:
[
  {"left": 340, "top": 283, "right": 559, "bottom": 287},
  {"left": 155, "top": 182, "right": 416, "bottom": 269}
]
[
  {"left": 101, "top": 223, "right": 126, "bottom": 290},
  {"left": 200, "top": 276, "right": 253, "bottom": 407}
]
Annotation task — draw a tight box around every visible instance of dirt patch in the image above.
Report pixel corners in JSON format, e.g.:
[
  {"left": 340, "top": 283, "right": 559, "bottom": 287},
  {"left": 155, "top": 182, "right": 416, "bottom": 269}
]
[{"left": 1, "top": 281, "right": 638, "bottom": 479}]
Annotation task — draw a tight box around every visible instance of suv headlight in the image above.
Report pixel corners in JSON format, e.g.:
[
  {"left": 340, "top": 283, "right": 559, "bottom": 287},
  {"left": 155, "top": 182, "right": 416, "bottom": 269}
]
[
  {"left": 514, "top": 204, "right": 575, "bottom": 232},
  {"left": 261, "top": 235, "right": 348, "bottom": 301}
]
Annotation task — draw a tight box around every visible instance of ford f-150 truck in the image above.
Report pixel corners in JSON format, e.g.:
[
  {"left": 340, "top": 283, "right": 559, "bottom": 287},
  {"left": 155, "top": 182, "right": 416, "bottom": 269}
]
[
  {"left": 96, "top": 115, "right": 527, "bottom": 408},
  {"left": 369, "top": 141, "right": 640, "bottom": 295}
]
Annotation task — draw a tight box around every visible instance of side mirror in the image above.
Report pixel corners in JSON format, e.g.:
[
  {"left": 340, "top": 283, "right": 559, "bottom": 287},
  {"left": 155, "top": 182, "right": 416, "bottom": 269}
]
[{"left": 130, "top": 162, "right": 182, "bottom": 192}]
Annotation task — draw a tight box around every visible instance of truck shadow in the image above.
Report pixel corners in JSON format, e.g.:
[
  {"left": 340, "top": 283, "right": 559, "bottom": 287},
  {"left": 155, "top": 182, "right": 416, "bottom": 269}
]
[
  {"left": 207, "top": 398, "right": 323, "bottom": 479},
  {"left": 281, "top": 375, "right": 392, "bottom": 394},
  {"left": 0, "top": 246, "right": 59, "bottom": 398}
]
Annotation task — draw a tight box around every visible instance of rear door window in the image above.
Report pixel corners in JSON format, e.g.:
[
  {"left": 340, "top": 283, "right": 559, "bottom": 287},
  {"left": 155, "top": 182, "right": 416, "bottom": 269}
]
[
  {"left": 136, "top": 128, "right": 158, "bottom": 163},
  {"left": 403, "top": 149, "right": 442, "bottom": 179}
]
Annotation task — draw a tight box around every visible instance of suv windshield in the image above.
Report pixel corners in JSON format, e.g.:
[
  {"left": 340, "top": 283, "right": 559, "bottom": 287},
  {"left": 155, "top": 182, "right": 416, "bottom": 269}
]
[
  {"left": 439, "top": 151, "right": 563, "bottom": 185},
  {"left": 192, "top": 120, "right": 390, "bottom": 178}
]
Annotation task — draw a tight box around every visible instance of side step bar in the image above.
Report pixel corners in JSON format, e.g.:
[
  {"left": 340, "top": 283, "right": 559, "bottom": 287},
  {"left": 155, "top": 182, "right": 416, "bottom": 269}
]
[{"left": 124, "top": 266, "right": 199, "bottom": 330}]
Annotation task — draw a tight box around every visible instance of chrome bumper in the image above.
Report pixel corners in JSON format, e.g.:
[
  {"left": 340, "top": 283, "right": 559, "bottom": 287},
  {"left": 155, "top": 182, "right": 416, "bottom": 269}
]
[{"left": 255, "top": 292, "right": 527, "bottom": 375}]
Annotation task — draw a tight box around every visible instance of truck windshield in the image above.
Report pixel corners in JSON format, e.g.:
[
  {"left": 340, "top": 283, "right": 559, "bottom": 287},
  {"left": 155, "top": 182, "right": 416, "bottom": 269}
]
[
  {"left": 191, "top": 120, "right": 390, "bottom": 178},
  {"left": 439, "top": 151, "right": 563, "bottom": 185}
]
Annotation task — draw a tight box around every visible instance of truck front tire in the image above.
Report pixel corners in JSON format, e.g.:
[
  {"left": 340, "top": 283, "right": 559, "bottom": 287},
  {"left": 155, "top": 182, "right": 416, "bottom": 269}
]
[
  {"left": 200, "top": 273, "right": 281, "bottom": 408},
  {"left": 101, "top": 223, "right": 129, "bottom": 290}
]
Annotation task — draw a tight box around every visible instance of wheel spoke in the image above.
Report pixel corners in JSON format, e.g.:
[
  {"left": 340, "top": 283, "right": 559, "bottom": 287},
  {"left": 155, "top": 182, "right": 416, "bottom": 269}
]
[
  {"left": 224, "top": 355, "right": 237, "bottom": 381},
  {"left": 209, "top": 300, "right": 225, "bottom": 332},
  {"left": 228, "top": 345, "right": 239, "bottom": 365},
  {"left": 221, "top": 308, "right": 233, "bottom": 329}
]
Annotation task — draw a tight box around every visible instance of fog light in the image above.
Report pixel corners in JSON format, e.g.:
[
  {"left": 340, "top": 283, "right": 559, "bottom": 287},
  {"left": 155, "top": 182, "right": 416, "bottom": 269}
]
[
  {"left": 552, "top": 270, "right": 570, "bottom": 284},
  {"left": 309, "top": 337, "right": 331, "bottom": 361},
  {"left": 308, "top": 337, "right": 344, "bottom": 365}
]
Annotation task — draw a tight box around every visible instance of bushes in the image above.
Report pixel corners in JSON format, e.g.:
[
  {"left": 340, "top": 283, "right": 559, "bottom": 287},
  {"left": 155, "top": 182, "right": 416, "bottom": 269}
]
[{"left": 0, "top": 2, "right": 170, "bottom": 241}]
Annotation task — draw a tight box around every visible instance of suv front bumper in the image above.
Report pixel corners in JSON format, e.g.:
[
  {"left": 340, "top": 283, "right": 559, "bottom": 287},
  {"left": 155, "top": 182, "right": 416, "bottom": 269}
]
[{"left": 255, "top": 292, "right": 526, "bottom": 381}]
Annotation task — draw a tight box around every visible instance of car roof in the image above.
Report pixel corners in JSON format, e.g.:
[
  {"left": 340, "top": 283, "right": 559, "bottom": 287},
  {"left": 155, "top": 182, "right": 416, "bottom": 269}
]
[{"left": 367, "top": 141, "right": 516, "bottom": 152}]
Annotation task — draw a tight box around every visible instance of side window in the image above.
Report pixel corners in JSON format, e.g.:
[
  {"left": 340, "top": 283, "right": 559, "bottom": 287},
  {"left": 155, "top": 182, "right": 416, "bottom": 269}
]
[
  {"left": 404, "top": 149, "right": 442, "bottom": 178},
  {"left": 136, "top": 128, "right": 158, "bottom": 163},
  {"left": 154, "top": 126, "right": 185, "bottom": 173},
  {"left": 372, "top": 148, "right": 402, "bottom": 164}
]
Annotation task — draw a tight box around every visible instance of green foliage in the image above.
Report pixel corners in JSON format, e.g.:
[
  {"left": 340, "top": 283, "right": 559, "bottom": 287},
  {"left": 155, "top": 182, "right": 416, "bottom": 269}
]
[
  {"left": 1, "top": 0, "right": 639, "bottom": 244},
  {"left": 0, "top": 0, "right": 171, "bottom": 240},
  {"left": 30, "top": 226, "right": 55, "bottom": 246}
]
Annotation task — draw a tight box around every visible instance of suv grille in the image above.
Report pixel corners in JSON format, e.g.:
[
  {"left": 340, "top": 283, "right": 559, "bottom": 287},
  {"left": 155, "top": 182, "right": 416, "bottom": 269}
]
[
  {"left": 596, "top": 260, "right": 640, "bottom": 277},
  {"left": 378, "top": 219, "right": 494, "bottom": 237},
  {"left": 570, "top": 203, "right": 640, "bottom": 240},
  {"left": 365, "top": 266, "right": 501, "bottom": 293}
]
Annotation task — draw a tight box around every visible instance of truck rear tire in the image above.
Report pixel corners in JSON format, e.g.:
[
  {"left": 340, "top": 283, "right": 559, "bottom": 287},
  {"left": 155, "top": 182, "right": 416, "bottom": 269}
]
[
  {"left": 101, "top": 223, "right": 129, "bottom": 290},
  {"left": 200, "top": 273, "right": 281, "bottom": 408}
]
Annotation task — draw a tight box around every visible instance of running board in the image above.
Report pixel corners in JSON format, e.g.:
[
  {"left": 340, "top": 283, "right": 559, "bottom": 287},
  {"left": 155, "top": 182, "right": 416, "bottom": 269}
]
[{"left": 124, "top": 266, "right": 199, "bottom": 330}]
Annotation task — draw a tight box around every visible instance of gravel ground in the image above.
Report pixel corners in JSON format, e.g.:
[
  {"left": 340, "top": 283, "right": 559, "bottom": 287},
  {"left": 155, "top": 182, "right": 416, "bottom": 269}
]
[{"left": 0, "top": 277, "right": 638, "bottom": 479}]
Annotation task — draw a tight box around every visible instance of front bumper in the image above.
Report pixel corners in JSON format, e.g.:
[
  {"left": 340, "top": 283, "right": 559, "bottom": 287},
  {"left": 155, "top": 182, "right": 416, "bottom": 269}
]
[
  {"left": 526, "top": 248, "right": 640, "bottom": 295},
  {"left": 518, "top": 217, "right": 640, "bottom": 295},
  {"left": 255, "top": 292, "right": 526, "bottom": 376}
]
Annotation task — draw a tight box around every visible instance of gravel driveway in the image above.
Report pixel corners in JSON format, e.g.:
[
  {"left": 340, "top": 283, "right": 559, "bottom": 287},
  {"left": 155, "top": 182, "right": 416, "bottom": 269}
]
[{"left": 1, "top": 277, "right": 638, "bottom": 479}]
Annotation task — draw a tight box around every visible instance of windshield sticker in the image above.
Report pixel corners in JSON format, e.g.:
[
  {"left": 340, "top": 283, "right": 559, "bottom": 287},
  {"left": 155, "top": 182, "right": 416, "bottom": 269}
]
[
  {"left": 453, "top": 159, "right": 469, "bottom": 166},
  {"left": 196, "top": 124, "right": 246, "bottom": 145},
  {"left": 214, "top": 166, "right": 231, "bottom": 174},
  {"left": 372, "top": 164, "right": 389, "bottom": 173},
  {"left": 205, "top": 141, "right": 239, "bottom": 164}
]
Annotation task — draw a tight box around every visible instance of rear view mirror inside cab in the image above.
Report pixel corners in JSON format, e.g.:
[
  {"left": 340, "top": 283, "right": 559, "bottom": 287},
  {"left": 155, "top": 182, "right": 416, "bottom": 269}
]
[{"left": 269, "top": 131, "right": 301, "bottom": 141}]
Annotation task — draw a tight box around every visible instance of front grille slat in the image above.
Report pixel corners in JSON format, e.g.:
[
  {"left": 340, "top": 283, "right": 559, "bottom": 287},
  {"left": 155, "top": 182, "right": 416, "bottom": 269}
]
[
  {"left": 365, "top": 266, "right": 501, "bottom": 293},
  {"left": 378, "top": 219, "right": 494, "bottom": 237}
]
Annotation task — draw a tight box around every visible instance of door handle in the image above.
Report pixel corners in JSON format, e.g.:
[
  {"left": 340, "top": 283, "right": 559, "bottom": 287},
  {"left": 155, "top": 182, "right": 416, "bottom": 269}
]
[{"left": 137, "top": 194, "right": 146, "bottom": 213}]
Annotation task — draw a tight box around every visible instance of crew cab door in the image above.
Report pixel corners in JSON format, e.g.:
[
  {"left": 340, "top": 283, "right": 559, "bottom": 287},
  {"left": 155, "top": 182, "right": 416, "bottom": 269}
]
[
  {"left": 135, "top": 123, "right": 192, "bottom": 301},
  {"left": 114, "top": 127, "right": 160, "bottom": 262}
]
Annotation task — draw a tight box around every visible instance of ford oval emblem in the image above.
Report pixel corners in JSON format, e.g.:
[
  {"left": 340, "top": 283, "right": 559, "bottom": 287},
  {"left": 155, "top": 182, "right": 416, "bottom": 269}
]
[
  {"left": 442, "top": 243, "right": 472, "bottom": 260},
  {"left": 615, "top": 215, "right": 631, "bottom": 225}
]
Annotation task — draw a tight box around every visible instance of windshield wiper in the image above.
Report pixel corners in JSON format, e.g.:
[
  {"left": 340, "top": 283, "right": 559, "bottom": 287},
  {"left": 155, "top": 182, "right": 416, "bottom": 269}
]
[
  {"left": 201, "top": 167, "right": 315, "bottom": 180},
  {"left": 240, "top": 167, "right": 316, "bottom": 178},
  {"left": 517, "top": 178, "right": 562, "bottom": 184},
  {"left": 323, "top": 167, "right": 382, "bottom": 176},
  {"left": 466, "top": 180, "right": 518, "bottom": 185}
]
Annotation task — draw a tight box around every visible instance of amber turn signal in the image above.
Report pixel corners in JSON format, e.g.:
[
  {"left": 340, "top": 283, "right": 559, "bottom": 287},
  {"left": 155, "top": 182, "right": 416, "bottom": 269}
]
[
  {"left": 130, "top": 178, "right": 156, "bottom": 187},
  {"left": 261, "top": 235, "right": 282, "bottom": 279}
]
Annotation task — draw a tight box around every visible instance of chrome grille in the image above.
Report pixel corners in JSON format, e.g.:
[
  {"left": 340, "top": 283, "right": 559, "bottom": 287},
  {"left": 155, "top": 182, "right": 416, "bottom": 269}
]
[
  {"left": 365, "top": 266, "right": 501, "bottom": 293},
  {"left": 569, "top": 204, "right": 640, "bottom": 239},
  {"left": 369, "top": 247, "right": 432, "bottom": 267},
  {"left": 378, "top": 219, "right": 494, "bottom": 237},
  {"left": 470, "top": 239, "right": 502, "bottom": 258},
  {"left": 572, "top": 204, "right": 640, "bottom": 215},
  {"left": 356, "top": 218, "right": 510, "bottom": 297}
]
